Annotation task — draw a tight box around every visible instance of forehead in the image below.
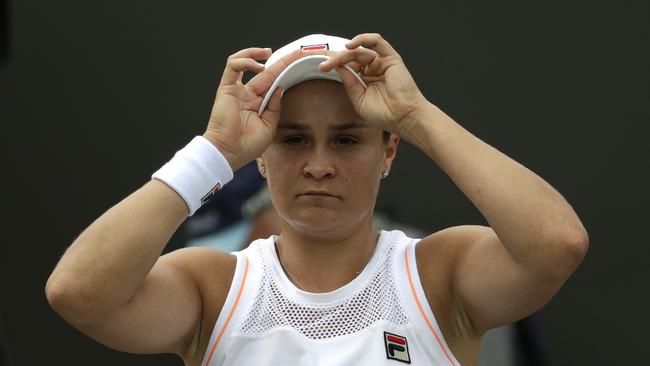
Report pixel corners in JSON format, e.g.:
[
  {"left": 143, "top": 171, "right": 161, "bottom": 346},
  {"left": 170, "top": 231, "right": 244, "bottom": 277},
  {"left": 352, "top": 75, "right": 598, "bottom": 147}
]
[{"left": 279, "top": 80, "right": 359, "bottom": 127}]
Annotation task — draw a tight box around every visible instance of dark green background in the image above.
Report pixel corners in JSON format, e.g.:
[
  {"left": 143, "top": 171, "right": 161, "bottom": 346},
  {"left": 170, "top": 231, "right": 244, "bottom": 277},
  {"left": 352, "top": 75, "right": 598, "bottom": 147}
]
[{"left": 1, "top": 0, "right": 648, "bottom": 364}]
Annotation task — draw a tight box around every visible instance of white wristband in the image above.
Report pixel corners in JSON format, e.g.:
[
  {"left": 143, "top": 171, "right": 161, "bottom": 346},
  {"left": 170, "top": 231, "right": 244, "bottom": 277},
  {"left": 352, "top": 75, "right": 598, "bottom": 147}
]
[{"left": 152, "top": 136, "right": 234, "bottom": 216}]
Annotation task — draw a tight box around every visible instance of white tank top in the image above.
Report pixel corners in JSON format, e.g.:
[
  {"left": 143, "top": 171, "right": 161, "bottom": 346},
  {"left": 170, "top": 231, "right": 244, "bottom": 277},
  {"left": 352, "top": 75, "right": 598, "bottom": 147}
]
[{"left": 200, "top": 229, "right": 461, "bottom": 366}]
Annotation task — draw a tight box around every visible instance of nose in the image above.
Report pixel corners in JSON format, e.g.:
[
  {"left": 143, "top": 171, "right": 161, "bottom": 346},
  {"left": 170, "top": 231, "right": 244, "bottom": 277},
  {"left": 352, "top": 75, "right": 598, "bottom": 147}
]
[{"left": 302, "top": 146, "right": 336, "bottom": 180}]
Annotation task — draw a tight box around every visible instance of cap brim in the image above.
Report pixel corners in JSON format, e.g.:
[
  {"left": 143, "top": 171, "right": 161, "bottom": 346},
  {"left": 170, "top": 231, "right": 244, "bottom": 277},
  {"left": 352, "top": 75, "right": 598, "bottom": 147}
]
[
  {"left": 257, "top": 55, "right": 366, "bottom": 115},
  {"left": 258, "top": 55, "right": 335, "bottom": 115}
]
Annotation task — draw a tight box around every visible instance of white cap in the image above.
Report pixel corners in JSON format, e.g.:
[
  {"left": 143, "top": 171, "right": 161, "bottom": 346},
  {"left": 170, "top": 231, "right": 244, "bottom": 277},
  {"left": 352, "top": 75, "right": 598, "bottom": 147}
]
[{"left": 257, "top": 34, "right": 367, "bottom": 115}]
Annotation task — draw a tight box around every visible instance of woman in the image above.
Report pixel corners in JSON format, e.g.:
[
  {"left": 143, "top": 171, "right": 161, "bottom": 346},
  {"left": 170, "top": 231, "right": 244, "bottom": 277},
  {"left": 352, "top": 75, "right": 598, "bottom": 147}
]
[{"left": 46, "top": 33, "right": 588, "bottom": 366}]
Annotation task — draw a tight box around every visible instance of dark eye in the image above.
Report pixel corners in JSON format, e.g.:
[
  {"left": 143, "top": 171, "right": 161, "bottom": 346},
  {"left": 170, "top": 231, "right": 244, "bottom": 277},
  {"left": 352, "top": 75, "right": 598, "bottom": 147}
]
[
  {"left": 284, "top": 135, "right": 307, "bottom": 145},
  {"left": 335, "top": 136, "right": 358, "bottom": 145}
]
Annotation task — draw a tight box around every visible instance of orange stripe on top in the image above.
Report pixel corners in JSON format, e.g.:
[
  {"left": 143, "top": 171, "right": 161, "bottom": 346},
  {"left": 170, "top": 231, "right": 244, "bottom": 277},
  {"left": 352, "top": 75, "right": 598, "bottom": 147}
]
[
  {"left": 404, "top": 245, "right": 457, "bottom": 366},
  {"left": 204, "top": 256, "right": 249, "bottom": 366}
]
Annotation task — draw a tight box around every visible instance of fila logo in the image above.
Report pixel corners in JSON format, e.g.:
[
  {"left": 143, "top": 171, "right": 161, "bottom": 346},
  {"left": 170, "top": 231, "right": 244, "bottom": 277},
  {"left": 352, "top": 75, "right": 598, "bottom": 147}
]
[
  {"left": 201, "top": 182, "right": 222, "bottom": 204},
  {"left": 301, "top": 43, "right": 329, "bottom": 51},
  {"left": 384, "top": 331, "right": 411, "bottom": 363}
]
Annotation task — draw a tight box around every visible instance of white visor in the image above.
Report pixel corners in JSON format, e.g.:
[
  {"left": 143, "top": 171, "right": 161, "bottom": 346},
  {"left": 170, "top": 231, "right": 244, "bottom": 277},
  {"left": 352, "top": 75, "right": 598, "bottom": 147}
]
[{"left": 257, "top": 34, "right": 367, "bottom": 115}]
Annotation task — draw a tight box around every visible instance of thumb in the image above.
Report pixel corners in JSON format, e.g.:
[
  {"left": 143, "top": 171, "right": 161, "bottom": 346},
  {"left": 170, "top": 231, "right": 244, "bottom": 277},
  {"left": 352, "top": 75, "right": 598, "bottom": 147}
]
[{"left": 335, "top": 66, "right": 366, "bottom": 107}]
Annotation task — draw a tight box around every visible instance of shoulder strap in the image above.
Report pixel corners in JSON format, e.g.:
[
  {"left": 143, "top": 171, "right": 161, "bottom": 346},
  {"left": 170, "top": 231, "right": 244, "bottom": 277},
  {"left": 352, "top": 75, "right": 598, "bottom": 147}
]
[
  {"left": 200, "top": 251, "right": 250, "bottom": 366},
  {"left": 402, "top": 239, "right": 460, "bottom": 366}
]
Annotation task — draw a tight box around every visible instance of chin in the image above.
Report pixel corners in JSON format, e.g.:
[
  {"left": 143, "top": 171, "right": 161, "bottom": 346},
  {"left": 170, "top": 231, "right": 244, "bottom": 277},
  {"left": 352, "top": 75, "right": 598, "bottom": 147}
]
[
  {"left": 291, "top": 207, "right": 342, "bottom": 230},
  {"left": 282, "top": 206, "right": 369, "bottom": 237}
]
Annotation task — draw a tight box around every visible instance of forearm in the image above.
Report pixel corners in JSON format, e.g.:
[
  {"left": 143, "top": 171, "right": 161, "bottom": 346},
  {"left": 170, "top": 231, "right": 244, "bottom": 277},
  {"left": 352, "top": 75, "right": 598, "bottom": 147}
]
[
  {"left": 46, "top": 179, "right": 188, "bottom": 319},
  {"left": 401, "top": 103, "right": 588, "bottom": 272}
]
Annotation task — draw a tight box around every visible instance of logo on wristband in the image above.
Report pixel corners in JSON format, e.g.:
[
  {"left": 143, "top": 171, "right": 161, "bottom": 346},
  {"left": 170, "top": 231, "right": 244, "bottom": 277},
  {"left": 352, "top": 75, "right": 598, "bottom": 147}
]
[{"left": 201, "top": 182, "right": 222, "bottom": 204}]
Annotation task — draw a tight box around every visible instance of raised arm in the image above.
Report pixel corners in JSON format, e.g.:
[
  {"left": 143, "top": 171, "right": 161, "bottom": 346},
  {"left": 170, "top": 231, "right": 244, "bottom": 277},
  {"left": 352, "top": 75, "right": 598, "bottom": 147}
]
[
  {"left": 320, "top": 33, "right": 588, "bottom": 334},
  {"left": 45, "top": 47, "right": 305, "bottom": 360},
  {"left": 45, "top": 179, "right": 217, "bottom": 358},
  {"left": 403, "top": 103, "right": 588, "bottom": 332}
]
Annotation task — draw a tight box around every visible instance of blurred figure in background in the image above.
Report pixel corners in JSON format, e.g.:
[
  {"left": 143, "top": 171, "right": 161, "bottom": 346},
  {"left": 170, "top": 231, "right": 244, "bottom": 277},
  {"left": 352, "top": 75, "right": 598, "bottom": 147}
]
[{"left": 182, "top": 162, "right": 277, "bottom": 251}]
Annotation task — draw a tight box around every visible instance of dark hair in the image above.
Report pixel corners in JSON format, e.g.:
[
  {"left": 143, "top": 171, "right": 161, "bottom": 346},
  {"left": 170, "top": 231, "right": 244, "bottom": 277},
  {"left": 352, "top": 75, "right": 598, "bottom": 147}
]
[{"left": 382, "top": 130, "right": 391, "bottom": 143}]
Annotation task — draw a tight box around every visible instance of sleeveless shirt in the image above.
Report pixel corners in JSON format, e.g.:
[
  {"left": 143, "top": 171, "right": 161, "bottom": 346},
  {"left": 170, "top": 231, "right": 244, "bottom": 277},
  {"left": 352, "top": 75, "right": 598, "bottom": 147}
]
[{"left": 200, "top": 229, "right": 461, "bottom": 365}]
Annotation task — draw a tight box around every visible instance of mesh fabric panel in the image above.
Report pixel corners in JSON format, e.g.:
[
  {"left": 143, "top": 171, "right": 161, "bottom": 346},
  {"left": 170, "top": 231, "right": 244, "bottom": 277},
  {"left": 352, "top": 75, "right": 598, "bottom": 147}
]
[{"left": 234, "top": 238, "right": 410, "bottom": 340}]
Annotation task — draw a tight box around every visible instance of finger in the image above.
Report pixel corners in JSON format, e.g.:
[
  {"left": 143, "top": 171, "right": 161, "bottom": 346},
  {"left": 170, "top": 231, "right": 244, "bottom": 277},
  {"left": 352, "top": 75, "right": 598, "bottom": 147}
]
[
  {"left": 303, "top": 49, "right": 364, "bottom": 71},
  {"left": 228, "top": 47, "right": 273, "bottom": 61},
  {"left": 347, "top": 61, "right": 363, "bottom": 72},
  {"left": 219, "top": 58, "right": 266, "bottom": 86},
  {"left": 259, "top": 86, "right": 283, "bottom": 125},
  {"left": 300, "top": 48, "right": 364, "bottom": 73},
  {"left": 319, "top": 48, "right": 378, "bottom": 72},
  {"left": 346, "top": 33, "right": 398, "bottom": 57},
  {"left": 302, "top": 49, "right": 335, "bottom": 57},
  {"left": 247, "top": 49, "right": 305, "bottom": 96},
  {"left": 335, "top": 66, "right": 365, "bottom": 107}
]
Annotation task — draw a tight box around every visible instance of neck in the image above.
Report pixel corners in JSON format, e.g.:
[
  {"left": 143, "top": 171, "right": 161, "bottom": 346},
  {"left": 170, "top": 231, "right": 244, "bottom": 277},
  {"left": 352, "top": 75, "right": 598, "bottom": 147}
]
[{"left": 276, "top": 218, "right": 380, "bottom": 293}]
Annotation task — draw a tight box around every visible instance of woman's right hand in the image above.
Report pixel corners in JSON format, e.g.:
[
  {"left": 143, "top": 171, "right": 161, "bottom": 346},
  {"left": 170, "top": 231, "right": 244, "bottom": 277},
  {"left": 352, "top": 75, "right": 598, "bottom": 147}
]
[{"left": 203, "top": 47, "right": 304, "bottom": 170}]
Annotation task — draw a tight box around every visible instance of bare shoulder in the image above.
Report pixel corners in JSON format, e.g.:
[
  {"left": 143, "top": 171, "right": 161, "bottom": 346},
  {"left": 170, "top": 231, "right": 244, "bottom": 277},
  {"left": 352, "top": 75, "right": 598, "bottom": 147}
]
[
  {"left": 160, "top": 246, "right": 237, "bottom": 279},
  {"left": 415, "top": 225, "right": 492, "bottom": 293},
  {"left": 160, "top": 246, "right": 237, "bottom": 364},
  {"left": 417, "top": 224, "right": 493, "bottom": 258}
]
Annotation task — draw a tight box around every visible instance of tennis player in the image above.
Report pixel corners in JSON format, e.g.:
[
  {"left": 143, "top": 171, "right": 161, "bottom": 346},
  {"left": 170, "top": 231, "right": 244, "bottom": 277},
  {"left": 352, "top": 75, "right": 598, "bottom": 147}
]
[{"left": 46, "top": 33, "right": 588, "bottom": 365}]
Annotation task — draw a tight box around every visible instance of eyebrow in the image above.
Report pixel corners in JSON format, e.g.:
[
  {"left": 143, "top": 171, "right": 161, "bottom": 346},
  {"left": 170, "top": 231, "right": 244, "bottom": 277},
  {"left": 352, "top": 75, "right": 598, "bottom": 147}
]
[{"left": 278, "top": 121, "right": 369, "bottom": 131}]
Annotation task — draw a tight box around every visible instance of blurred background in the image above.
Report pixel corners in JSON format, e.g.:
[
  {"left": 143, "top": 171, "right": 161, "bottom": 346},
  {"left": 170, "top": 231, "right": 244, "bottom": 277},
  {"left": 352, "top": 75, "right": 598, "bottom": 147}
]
[{"left": 0, "top": 0, "right": 648, "bottom": 365}]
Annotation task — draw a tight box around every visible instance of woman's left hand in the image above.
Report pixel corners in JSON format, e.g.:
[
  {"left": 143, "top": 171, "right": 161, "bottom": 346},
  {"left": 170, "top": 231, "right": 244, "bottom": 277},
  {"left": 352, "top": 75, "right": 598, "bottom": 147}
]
[{"left": 319, "top": 33, "right": 430, "bottom": 134}]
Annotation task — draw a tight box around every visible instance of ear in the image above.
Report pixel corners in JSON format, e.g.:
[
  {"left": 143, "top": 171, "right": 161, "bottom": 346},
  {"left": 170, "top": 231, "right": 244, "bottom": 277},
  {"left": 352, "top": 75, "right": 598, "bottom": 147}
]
[{"left": 382, "top": 133, "right": 400, "bottom": 172}]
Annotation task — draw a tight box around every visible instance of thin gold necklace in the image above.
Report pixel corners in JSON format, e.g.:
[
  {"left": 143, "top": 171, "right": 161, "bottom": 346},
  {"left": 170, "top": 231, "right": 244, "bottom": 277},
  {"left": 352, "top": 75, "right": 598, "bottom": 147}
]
[{"left": 274, "top": 232, "right": 380, "bottom": 291}]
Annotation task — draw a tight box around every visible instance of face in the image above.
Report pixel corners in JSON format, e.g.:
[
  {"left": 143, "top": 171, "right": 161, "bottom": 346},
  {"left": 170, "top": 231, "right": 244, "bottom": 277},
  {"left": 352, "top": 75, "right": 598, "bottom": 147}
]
[{"left": 259, "top": 80, "right": 399, "bottom": 237}]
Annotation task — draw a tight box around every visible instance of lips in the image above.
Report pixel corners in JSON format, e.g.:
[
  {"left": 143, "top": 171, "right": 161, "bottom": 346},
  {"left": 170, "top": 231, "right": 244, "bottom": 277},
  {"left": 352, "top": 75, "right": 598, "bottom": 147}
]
[{"left": 300, "top": 190, "right": 337, "bottom": 197}]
